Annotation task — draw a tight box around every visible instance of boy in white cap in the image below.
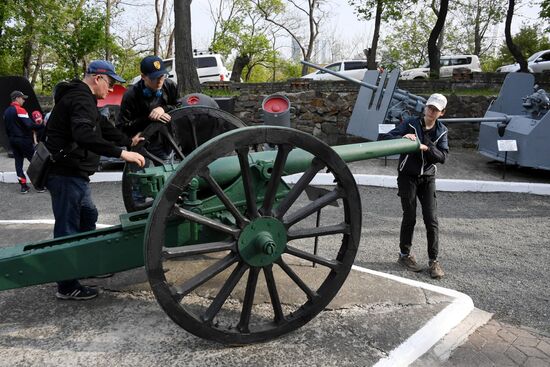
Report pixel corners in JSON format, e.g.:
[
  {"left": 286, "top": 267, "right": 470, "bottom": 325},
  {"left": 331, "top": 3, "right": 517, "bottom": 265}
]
[{"left": 379, "top": 93, "right": 449, "bottom": 278}]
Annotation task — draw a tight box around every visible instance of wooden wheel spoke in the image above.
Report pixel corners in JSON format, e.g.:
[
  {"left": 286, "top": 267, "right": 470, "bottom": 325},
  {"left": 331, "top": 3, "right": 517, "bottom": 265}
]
[
  {"left": 274, "top": 157, "right": 325, "bottom": 218},
  {"left": 202, "top": 262, "right": 249, "bottom": 323},
  {"left": 276, "top": 258, "right": 316, "bottom": 300},
  {"left": 287, "top": 222, "right": 349, "bottom": 240},
  {"left": 160, "top": 126, "right": 185, "bottom": 160},
  {"left": 162, "top": 241, "right": 236, "bottom": 259},
  {"left": 237, "top": 267, "right": 260, "bottom": 333},
  {"left": 199, "top": 168, "right": 249, "bottom": 228},
  {"left": 237, "top": 148, "right": 259, "bottom": 219},
  {"left": 284, "top": 188, "right": 342, "bottom": 227},
  {"left": 285, "top": 245, "right": 342, "bottom": 270},
  {"left": 172, "top": 254, "right": 238, "bottom": 298},
  {"left": 263, "top": 265, "right": 286, "bottom": 324},
  {"left": 188, "top": 115, "right": 199, "bottom": 149},
  {"left": 172, "top": 204, "right": 240, "bottom": 237},
  {"left": 260, "top": 145, "right": 291, "bottom": 216}
]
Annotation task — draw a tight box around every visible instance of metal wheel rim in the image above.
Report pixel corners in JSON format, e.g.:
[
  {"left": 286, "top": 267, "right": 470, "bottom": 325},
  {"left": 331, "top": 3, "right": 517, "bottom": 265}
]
[{"left": 145, "top": 126, "right": 362, "bottom": 344}]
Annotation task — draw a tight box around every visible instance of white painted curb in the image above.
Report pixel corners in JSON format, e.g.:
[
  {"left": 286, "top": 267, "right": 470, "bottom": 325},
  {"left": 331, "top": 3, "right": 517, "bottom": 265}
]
[
  {"left": 283, "top": 173, "right": 550, "bottom": 196},
  {"left": 0, "top": 171, "right": 122, "bottom": 183},
  {"left": 3, "top": 170, "right": 550, "bottom": 195},
  {"left": 0, "top": 219, "right": 112, "bottom": 228},
  {"left": 352, "top": 265, "right": 474, "bottom": 367}
]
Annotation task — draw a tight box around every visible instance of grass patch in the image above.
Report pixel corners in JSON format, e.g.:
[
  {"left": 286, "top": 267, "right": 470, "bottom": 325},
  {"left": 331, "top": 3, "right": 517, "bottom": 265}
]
[{"left": 202, "top": 89, "right": 240, "bottom": 98}]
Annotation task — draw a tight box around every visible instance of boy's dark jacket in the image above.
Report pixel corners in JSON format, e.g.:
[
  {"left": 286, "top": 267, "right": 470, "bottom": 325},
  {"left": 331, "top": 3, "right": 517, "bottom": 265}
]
[
  {"left": 115, "top": 78, "right": 179, "bottom": 137},
  {"left": 378, "top": 117, "right": 449, "bottom": 176},
  {"left": 45, "top": 79, "right": 132, "bottom": 179}
]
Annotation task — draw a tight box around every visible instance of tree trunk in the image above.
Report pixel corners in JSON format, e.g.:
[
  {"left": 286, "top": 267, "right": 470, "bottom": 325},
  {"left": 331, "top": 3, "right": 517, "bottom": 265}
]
[
  {"left": 105, "top": 0, "right": 111, "bottom": 60},
  {"left": 153, "top": 0, "right": 166, "bottom": 55},
  {"left": 367, "top": 0, "right": 383, "bottom": 70},
  {"left": 166, "top": 28, "right": 175, "bottom": 58},
  {"left": 22, "top": 36, "right": 33, "bottom": 79},
  {"left": 231, "top": 55, "right": 249, "bottom": 82},
  {"left": 30, "top": 48, "right": 43, "bottom": 87},
  {"left": 505, "top": 0, "right": 528, "bottom": 72},
  {"left": 473, "top": 4, "right": 481, "bottom": 55},
  {"left": 427, "top": 0, "right": 449, "bottom": 79},
  {"left": 174, "top": 0, "right": 200, "bottom": 95}
]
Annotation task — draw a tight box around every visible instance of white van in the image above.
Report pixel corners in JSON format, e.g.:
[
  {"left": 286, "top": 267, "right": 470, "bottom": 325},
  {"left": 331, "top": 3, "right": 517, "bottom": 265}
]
[
  {"left": 130, "top": 52, "right": 230, "bottom": 85},
  {"left": 400, "top": 55, "right": 482, "bottom": 80}
]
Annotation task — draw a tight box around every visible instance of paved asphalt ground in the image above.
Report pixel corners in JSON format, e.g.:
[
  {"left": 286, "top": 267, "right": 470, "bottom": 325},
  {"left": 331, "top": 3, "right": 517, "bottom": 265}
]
[
  {"left": 1, "top": 148, "right": 549, "bottom": 365},
  {"left": 1, "top": 180, "right": 548, "bottom": 335}
]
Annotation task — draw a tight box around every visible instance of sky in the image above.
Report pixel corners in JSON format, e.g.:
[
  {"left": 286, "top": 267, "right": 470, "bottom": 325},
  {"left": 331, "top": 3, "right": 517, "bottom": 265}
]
[{"left": 118, "top": 0, "right": 546, "bottom": 61}]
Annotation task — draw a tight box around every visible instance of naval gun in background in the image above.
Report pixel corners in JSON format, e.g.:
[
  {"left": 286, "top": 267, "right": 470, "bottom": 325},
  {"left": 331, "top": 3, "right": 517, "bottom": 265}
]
[{"left": 301, "top": 60, "right": 550, "bottom": 171}]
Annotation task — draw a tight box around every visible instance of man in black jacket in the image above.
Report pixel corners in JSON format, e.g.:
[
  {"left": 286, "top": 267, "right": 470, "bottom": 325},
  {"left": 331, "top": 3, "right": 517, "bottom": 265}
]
[
  {"left": 379, "top": 93, "right": 449, "bottom": 279},
  {"left": 45, "top": 60, "right": 145, "bottom": 300},
  {"left": 116, "top": 55, "right": 180, "bottom": 160}
]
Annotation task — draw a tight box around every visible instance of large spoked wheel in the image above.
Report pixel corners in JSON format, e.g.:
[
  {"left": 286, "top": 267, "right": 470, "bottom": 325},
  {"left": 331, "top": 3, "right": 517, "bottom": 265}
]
[
  {"left": 122, "top": 106, "right": 248, "bottom": 213},
  {"left": 145, "top": 126, "right": 362, "bottom": 344}
]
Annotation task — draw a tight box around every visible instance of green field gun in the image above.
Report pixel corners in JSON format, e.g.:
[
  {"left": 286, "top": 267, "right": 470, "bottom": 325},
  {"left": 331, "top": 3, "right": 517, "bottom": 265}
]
[{"left": 0, "top": 100, "right": 418, "bottom": 344}]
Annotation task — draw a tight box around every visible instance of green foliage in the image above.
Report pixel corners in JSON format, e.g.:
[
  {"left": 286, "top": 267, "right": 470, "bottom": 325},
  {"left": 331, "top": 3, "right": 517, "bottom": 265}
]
[
  {"left": 211, "top": 0, "right": 285, "bottom": 82},
  {"left": 0, "top": 0, "right": 126, "bottom": 93},
  {"left": 379, "top": 10, "right": 437, "bottom": 70},
  {"left": 542, "top": 0, "right": 550, "bottom": 19},
  {"left": 488, "top": 25, "right": 550, "bottom": 70},
  {"left": 349, "top": 0, "right": 413, "bottom": 22}
]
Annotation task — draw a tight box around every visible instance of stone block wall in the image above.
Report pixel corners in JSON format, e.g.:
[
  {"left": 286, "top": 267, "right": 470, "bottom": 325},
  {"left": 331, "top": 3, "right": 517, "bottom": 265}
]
[{"left": 227, "top": 84, "right": 492, "bottom": 148}]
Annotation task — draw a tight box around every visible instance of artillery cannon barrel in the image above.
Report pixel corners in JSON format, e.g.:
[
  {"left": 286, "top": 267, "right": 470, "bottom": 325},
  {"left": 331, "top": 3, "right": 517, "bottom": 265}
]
[
  {"left": 203, "top": 138, "right": 419, "bottom": 188},
  {"left": 300, "top": 60, "right": 426, "bottom": 105},
  {"left": 439, "top": 116, "right": 510, "bottom": 124}
]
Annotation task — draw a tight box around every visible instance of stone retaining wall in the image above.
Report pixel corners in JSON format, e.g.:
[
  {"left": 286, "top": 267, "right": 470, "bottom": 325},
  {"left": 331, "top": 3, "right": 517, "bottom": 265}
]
[{"left": 230, "top": 87, "right": 491, "bottom": 148}]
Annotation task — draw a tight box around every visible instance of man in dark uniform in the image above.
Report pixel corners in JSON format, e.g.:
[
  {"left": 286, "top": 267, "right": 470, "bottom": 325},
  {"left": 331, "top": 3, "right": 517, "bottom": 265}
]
[
  {"left": 45, "top": 60, "right": 145, "bottom": 300},
  {"left": 116, "top": 55, "right": 180, "bottom": 160},
  {"left": 3, "top": 90, "right": 44, "bottom": 193}
]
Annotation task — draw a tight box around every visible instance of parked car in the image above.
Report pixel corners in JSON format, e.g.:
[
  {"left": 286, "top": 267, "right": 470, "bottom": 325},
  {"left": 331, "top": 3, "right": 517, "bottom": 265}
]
[
  {"left": 496, "top": 50, "right": 550, "bottom": 73},
  {"left": 400, "top": 55, "right": 482, "bottom": 80},
  {"left": 130, "top": 52, "right": 230, "bottom": 85},
  {"left": 301, "top": 60, "right": 369, "bottom": 80}
]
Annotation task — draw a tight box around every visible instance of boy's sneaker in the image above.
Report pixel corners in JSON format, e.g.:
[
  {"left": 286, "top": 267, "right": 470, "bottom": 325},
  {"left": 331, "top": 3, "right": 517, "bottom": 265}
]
[
  {"left": 35, "top": 187, "right": 46, "bottom": 193},
  {"left": 398, "top": 254, "right": 423, "bottom": 272},
  {"left": 56, "top": 285, "right": 98, "bottom": 300},
  {"left": 20, "top": 185, "right": 30, "bottom": 194},
  {"left": 429, "top": 260, "right": 445, "bottom": 279}
]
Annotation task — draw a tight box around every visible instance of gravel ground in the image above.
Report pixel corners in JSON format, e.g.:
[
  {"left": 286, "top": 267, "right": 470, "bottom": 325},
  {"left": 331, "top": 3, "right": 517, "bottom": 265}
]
[{"left": 1, "top": 181, "right": 549, "bottom": 335}]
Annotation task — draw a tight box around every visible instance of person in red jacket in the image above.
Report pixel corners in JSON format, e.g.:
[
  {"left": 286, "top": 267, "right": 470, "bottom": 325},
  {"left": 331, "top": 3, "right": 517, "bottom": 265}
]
[{"left": 3, "top": 91, "right": 45, "bottom": 193}]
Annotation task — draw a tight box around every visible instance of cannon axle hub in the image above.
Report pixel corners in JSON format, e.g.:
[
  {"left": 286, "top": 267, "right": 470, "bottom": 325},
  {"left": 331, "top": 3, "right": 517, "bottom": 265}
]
[{"left": 238, "top": 217, "right": 287, "bottom": 267}]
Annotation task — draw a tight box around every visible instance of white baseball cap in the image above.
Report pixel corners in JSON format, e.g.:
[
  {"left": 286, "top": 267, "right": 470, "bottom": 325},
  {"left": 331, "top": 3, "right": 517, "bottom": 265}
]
[{"left": 426, "top": 93, "right": 447, "bottom": 111}]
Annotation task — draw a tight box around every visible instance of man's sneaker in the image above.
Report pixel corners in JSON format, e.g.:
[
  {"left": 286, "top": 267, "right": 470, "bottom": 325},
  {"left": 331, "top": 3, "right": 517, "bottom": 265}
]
[
  {"left": 398, "top": 254, "right": 423, "bottom": 272},
  {"left": 56, "top": 285, "right": 98, "bottom": 300},
  {"left": 429, "top": 260, "right": 445, "bottom": 279},
  {"left": 20, "top": 185, "right": 30, "bottom": 194},
  {"left": 35, "top": 187, "right": 46, "bottom": 193}
]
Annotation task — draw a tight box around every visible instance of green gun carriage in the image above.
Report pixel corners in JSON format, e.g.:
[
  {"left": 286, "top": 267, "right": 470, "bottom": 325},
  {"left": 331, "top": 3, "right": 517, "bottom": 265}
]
[{"left": 0, "top": 102, "right": 418, "bottom": 344}]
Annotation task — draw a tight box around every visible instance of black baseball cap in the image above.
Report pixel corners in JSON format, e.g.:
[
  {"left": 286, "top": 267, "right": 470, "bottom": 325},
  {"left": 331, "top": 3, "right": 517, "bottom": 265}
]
[
  {"left": 10, "top": 90, "right": 28, "bottom": 100},
  {"left": 140, "top": 55, "right": 168, "bottom": 79},
  {"left": 86, "top": 60, "right": 126, "bottom": 83}
]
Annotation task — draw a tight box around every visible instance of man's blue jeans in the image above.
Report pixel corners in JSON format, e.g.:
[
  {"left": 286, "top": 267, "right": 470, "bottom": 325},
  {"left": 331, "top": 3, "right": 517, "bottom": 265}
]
[{"left": 46, "top": 174, "right": 98, "bottom": 291}]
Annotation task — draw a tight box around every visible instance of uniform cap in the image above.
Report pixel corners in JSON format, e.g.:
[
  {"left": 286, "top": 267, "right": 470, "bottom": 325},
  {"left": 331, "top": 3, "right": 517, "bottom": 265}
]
[{"left": 140, "top": 55, "right": 168, "bottom": 79}]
